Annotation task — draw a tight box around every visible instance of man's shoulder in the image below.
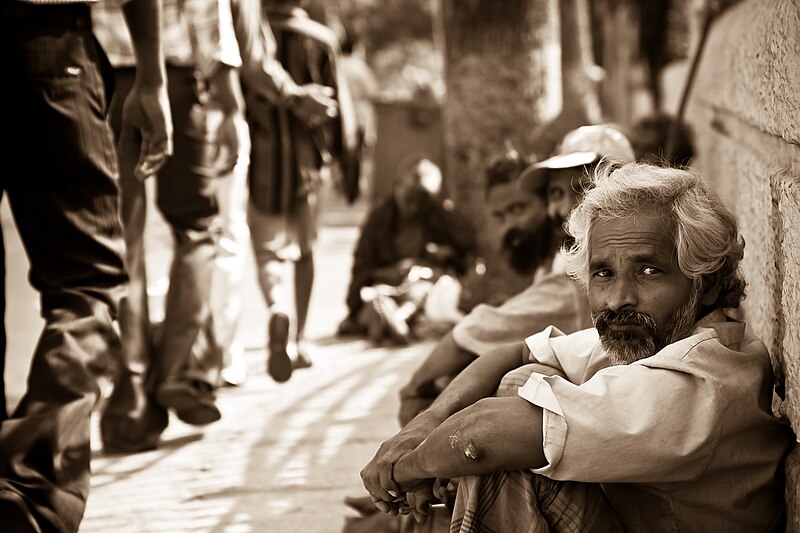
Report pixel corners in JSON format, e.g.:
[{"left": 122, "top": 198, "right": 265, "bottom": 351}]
[
  {"left": 641, "top": 311, "right": 770, "bottom": 377},
  {"left": 269, "top": 11, "right": 340, "bottom": 52}
]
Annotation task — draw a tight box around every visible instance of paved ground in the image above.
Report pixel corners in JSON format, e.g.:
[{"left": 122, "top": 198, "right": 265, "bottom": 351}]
[{"left": 2, "top": 181, "right": 431, "bottom": 532}]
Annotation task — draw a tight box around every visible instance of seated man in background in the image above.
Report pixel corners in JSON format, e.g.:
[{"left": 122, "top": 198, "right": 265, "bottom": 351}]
[
  {"left": 362, "top": 162, "right": 795, "bottom": 532},
  {"left": 397, "top": 125, "right": 634, "bottom": 427},
  {"left": 622, "top": 111, "right": 696, "bottom": 167},
  {"left": 337, "top": 155, "right": 476, "bottom": 344}
]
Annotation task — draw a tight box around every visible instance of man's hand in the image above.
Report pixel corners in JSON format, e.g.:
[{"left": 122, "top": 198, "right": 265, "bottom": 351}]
[
  {"left": 210, "top": 112, "right": 241, "bottom": 176},
  {"left": 398, "top": 397, "right": 434, "bottom": 428},
  {"left": 397, "top": 381, "right": 437, "bottom": 427},
  {"left": 291, "top": 83, "right": 338, "bottom": 127},
  {"left": 359, "top": 416, "right": 439, "bottom": 515},
  {"left": 119, "top": 80, "right": 173, "bottom": 181},
  {"left": 402, "top": 477, "right": 449, "bottom": 525}
]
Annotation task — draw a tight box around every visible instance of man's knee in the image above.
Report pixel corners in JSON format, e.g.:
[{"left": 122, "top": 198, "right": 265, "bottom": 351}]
[{"left": 496, "top": 364, "right": 563, "bottom": 398}]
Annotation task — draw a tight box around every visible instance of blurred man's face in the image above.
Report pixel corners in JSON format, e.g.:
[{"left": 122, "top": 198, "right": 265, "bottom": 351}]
[
  {"left": 587, "top": 209, "right": 700, "bottom": 365},
  {"left": 394, "top": 174, "right": 429, "bottom": 219},
  {"left": 488, "top": 182, "right": 551, "bottom": 275},
  {"left": 547, "top": 166, "right": 589, "bottom": 225}
]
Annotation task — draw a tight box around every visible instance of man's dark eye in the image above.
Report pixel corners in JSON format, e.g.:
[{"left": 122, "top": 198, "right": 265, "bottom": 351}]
[
  {"left": 549, "top": 187, "right": 566, "bottom": 201},
  {"left": 641, "top": 266, "right": 660, "bottom": 275}
]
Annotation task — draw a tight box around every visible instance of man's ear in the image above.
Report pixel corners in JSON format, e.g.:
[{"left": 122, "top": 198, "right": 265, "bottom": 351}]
[{"left": 701, "top": 274, "right": 723, "bottom": 306}]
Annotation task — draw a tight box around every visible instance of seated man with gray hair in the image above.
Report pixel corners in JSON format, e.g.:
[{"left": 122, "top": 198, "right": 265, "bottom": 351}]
[{"left": 361, "top": 162, "right": 795, "bottom": 531}]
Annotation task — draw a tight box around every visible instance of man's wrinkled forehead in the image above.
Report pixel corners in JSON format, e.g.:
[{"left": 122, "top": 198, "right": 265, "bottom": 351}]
[
  {"left": 547, "top": 166, "right": 590, "bottom": 192},
  {"left": 587, "top": 212, "right": 677, "bottom": 265}
]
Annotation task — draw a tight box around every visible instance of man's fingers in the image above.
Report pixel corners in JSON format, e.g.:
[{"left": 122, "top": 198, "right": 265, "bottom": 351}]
[
  {"left": 369, "top": 495, "right": 390, "bottom": 514},
  {"left": 433, "top": 477, "right": 450, "bottom": 500},
  {"left": 216, "top": 154, "right": 238, "bottom": 176},
  {"left": 360, "top": 466, "right": 394, "bottom": 503},
  {"left": 135, "top": 147, "right": 169, "bottom": 181},
  {"left": 377, "top": 461, "right": 401, "bottom": 497}
]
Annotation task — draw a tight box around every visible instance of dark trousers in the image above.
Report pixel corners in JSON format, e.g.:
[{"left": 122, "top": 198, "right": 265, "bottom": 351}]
[
  {"left": 0, "top": 3, "right": 127, "bottom": 531},
  {"left": 99, "top": 66, "right": 222, "bottom": 447}
]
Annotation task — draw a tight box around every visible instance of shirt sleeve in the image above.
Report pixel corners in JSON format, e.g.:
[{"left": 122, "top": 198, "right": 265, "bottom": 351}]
[
  {"left": 452, "top": 272, "right": 581, "bottom": 357},
  {"left": 518, "top": 360, "right": 723, "bottom": 484},
  {"left": 185, "top": 0, "right": 243, "bottom": 80},
  {"left": 228, "top": 0, "right": 301, "bottom": 104}
]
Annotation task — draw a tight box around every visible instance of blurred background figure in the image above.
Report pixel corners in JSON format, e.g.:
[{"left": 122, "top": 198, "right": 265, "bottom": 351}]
[
  {"left": 337, "top": 155, "right": 475, "bottom": 344},
  {"left": 627, "top": 111, "right": 695, "bottom": 167},
  {"left": 339, "top": 24, "right": 379, "bottom": 196},
  {"left": 247, "top": 0, "right": 358, "bottom": 383},
  {"left": 210, "top": 113, "right": 251, "bottom": 388},
  {"left": 93, "top": 0, "right": 243, "bottom": 452}
]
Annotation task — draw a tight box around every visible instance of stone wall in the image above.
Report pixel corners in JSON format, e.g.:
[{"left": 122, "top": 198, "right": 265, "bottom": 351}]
[{"left": 682, "top": 0, "right": 800, "bottom": 529}]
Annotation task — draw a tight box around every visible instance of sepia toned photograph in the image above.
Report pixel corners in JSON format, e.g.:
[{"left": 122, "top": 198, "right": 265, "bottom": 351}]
[{"left": 0, "top": 0, "right": 798, "bottom": 531}]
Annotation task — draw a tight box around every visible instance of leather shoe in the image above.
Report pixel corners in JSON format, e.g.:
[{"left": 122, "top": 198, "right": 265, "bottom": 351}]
[
  {"left": 267, "top": 311, "right": 292, "bottom": 382},
  {"left": 155, "top": 381, "right": 221, "bottom": 425}
]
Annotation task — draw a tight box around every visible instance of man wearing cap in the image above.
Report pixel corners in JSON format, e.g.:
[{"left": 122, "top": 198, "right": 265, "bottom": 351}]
[
  {"left": 362, "top": 162, "right": 793, "bottom": 532},
  {"left": 396, "top": 125, "right": 635, "bottom": 427}
]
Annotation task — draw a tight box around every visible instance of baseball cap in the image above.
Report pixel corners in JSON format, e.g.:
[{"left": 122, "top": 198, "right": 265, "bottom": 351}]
[{"left": 518, "top": 125, "right": 635, "bottom": 191}]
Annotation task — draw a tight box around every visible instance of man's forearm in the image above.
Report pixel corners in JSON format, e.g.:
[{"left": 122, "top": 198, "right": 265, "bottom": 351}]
[
  {"left": 122, "top": 0, "right": 166, "bottom": 86},
  {"left": 406, "top": 331, "right": 476, "bottom": 393},
  {"left": 389, "top": 350, "right": 507, "bottom": 452},
  {"left": 229, "top": 0, "right": 300, "bottom": 102},
  {"left": 423, "top": 341, "right": 527, "bottom": 422},
  {"left": 209, "top": 65, "right": 244, "bottom": 114},
  {"left": 394, "top": 397, "right": 546, "bottom": 483}
]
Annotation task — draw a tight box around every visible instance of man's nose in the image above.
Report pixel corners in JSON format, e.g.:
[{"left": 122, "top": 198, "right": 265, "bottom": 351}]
[
  {"left": 547, "top": 201, "right": 566, "bottom": 222},
  {"left": 605, "top": 276, "right": 638, "bottom": 312}
]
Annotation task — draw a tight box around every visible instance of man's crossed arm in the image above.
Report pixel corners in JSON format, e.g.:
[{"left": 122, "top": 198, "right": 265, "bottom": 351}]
[{"left": 360, "top": 341, "right": 547, "bottom": 516}]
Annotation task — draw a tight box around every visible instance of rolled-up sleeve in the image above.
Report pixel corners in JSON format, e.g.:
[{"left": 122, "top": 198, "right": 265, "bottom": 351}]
[
  {"left": 518, "top": 363, "right": 722, "bottom": 484},
  {"left": 452, "top": 273, "right": 581, "bottom": 357},
  {"left": 185, "top": 0, "right": 242, "bottom": 79}
]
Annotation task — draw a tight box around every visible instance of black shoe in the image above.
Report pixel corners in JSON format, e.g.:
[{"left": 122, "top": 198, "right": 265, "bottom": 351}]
[
  {"left": 336, "top": 316, "right": 366, "bottom": 337},
  {"left": 267, "top": 312, "right": 292, "bottom": 382},
  {"left": 101, "top": 405, "right": 168, "bottom": 454},
  {"left": 101, "top": 372, "right": 169, "bottom": 453},
  {"left": 155, "top": 381, "right": 221, "bottom": 425}
]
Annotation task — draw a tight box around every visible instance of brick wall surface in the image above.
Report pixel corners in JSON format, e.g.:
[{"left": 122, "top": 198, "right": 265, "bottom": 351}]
[{"left": 684, "top": 0, "right": 800, "bottom": 529}]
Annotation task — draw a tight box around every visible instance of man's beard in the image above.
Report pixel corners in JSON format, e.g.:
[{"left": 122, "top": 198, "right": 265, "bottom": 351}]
[
  {"left": 593, "top": 281, "right": 703, "bottom": 365},
  {"left": 502, "top": 218, "right": 554, "bottom": 275}
]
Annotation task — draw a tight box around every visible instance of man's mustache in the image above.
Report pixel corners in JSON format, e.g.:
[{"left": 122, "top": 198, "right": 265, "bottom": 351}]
[
  {"left": 502, "top": 228, "right": 531, "bottom": 250},
  {"left": 593, "top": 308, "right": 659, "bottom": 337}
]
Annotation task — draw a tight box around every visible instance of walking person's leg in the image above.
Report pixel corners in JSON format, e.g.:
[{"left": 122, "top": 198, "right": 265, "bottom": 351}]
[
  {"left": 293, "top": 195, "right": 317, "bottom": 367},
  {"left": 1, "top": 5, "right": 128, "bottom": 528},
  {"left": 99, "top": 67, "right": 169, "bottom": 453},
  {"left": 248, "top": 203, "right": 293, "bottom": 383},
  {"left": 212, "top": 113, "right": 251, "bottom": 387},
  {"left": 152, "top": 67, "right": 221, "bottom": 425}
]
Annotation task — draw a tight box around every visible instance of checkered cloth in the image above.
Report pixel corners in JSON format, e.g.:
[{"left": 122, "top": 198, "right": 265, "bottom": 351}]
[
  {"left": 447, "top": 363, "right": 623, "bottom": 533},
  {"left": 450, "top": 471, "right": 623, "bottom": 533}
]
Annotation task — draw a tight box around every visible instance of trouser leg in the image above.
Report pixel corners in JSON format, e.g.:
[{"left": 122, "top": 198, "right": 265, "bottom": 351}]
[
  {"left": 247, "top": 202, "right": 290, "bottom": 313},
  {"left": 210, "top": 115, "right": 250, "bottom": 373},
  {"left": 0, "top": 222, "right": 6, "bottom": 422},
  {"left": 1, "top": 8, "right": 127, "bottom": 529},
  {"left": 154, "top": 67, "right": 220, "bottom": 389},
  {"left": 99, "top": 68, "right": 167, "bottom": 451}
]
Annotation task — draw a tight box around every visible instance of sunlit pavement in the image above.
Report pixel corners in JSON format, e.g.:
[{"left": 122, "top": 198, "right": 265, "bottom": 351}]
[
  {"left": 82, "top": 335, "right": 432, "bottom": 533},
  {"left": 2, "top": 183, "right": 431, "bottom": 532}
]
